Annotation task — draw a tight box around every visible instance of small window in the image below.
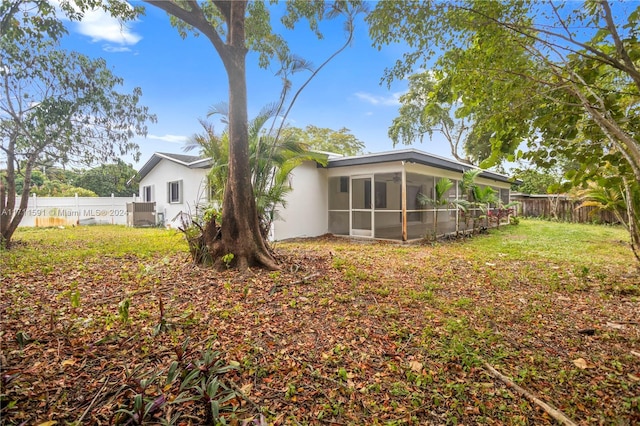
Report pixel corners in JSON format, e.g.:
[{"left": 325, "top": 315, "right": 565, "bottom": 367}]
[
  {"left": 339, "top": 176, "right": 349, "bottom": 193},
  {"left": 168, "top": 180, "right": 183, "bottom": 204},
  {"left": 142, "top": 185, "right": 153, "bottom": 202}
]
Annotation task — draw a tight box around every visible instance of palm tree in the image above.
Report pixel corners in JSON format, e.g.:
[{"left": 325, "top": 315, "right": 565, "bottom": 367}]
[
  {"left": 451, "top": 198, "right": 471, "bottom": 236},
  {"left": 454, "top": 168, "right": 500, "bottom": 233},
  {"left": 185, "top": 103, "right": 327, "bottom": 239},
  {"left": 184, "top": 119, "right": 228, "bottom": 207},
  {"left": 576, "top": 179, "right": 640, "bottom": 262},
  {"left": 472, "top": 185, "right": 498, "bottom": 231},
  {"left": 460, "top": 169, "right": 482, "bottom": 196},
  {"left": 576, "top": 181, "right": 627, "bottom": 225},
  {"left": 418, "top": 177, "right": 453, "bottom": 240},
  {"left": 454, "top": 169, "right": 482, "bottom": 235}
]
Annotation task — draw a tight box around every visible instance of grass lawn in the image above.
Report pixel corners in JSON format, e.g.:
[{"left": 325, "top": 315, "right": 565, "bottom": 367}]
[{"left": 1, "top": 220, "right": 638, "bottom": 425}]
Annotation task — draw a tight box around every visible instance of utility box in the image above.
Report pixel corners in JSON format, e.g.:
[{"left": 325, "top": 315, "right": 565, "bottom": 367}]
[{"left": 126, "top": 202, "right": 156, "bottom": 227}]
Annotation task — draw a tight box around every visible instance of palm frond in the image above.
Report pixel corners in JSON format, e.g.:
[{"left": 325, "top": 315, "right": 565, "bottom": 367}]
[
  {"left": 249, "top": 103, "right": 280, "bottom": 139},
  {"left": 435, "top": 177, "right": 453, "bottom": 202},
  {"left": 206, "top": 102, "right": 229, "bottom": 123},
  {"left": 452, "top": 199, "right": 471, "bottom": 212},
  {"left": 472, "top": 185, "right": 497, "bottom": 204},
  {"left": 460, "top": 168, "right": 482, "bottom": 192}
]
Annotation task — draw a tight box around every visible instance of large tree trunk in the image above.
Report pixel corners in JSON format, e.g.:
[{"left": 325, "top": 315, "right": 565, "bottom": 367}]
[
  {"left": 145, "top": 0, "right": 279, "bottom": 271},
  {"left": 1, "top": 151, "right": 34, "bottom": 247},
  {"left": 212, "top": 1, "right": 279, "bottom": 271},
  {"left": 0, "top": 172, "right": 7, "bottom": 246}
]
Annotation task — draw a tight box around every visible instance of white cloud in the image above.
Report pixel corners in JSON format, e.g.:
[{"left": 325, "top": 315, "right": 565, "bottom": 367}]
[
  {"left": 147, "top": 134, "right": 189, "bottom": 144},
  {"left": 103, "top": 45, "right": 132, "bottom": 53},
  {"left": 74, "top": 8, "right": 142, "bottom": 46},
  {"left": 354, "top": 91, "right": 402, "bottom": 106},
  {"left": 51, "top": 1, "right": 142, "bottom": 50}
]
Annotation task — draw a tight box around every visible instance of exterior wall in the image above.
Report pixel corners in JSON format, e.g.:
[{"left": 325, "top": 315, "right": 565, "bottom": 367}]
[
  {"left": 404, "top": 163, "right": 463, "bottom": 182},
  {"left": 139, "top": 159, "right": 208, "bottom": 227},
  {"left": 474, "top": 176, "right": 512, "bottom": 192},
  {"left": 271, "top": 161, "right": 328, "bottom": 240},
  {"left": 328, "top": 162, "right": 405, "bottom": 178},
  {"left": 135, "top": 153, "right": 514, "bottom": 240}
]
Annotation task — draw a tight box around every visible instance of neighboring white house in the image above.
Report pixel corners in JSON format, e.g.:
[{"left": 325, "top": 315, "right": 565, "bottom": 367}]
[{"left": 137, "top": 149, "right": 516, "bottom": 241}]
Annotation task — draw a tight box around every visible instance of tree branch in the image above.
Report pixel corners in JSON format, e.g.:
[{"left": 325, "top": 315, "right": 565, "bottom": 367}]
[
  {"left": 455, "top": 3, "right": 640, "bottom": 85},
  {"left": 599, "top": 0, "right": 640, "bottom": 91},
  {"left": 144, "top": 0, "right": 227, "bottom": 57},
  {"left": 274, "top": 4, "right": 360, "bottom": 143},
  {"left": 212, "top": 0, "right": 231, "bottom": 24},
  {"left": 483, "top": 361, "right": 577, "bottom": 426}
]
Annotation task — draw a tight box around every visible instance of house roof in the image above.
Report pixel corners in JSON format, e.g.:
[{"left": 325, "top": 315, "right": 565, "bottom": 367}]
[
  {"left": 137, "top": 149, "right": 517, "bottom": 185},
  {"left": 325, "top": 149, "right": 515, "bottom": 184},
  {"left": 137, "top": 152, "right": 211, "bottom": 181}
]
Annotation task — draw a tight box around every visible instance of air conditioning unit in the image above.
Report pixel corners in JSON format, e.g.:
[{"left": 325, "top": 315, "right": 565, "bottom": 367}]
[{"left": 126, "top": 202, "right": 156, "bottom": 227}]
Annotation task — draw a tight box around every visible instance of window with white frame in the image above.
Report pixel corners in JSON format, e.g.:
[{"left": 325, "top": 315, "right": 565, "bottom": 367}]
[
  {"left": 142, "top": 185, "right": 153, "bottom": 202},
  {"left": 167, "top": 180, "right": 183, "bottom": 203}
]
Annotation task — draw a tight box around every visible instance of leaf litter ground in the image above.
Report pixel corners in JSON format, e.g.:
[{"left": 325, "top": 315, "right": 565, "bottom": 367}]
[{"left": 1, "top": 224, "right": 639, "bottom": 425}]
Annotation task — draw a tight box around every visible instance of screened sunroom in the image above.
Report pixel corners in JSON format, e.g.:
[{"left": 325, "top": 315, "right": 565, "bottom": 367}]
[{"left": 325, "top": 150, "right": 514, "bottom": 241}]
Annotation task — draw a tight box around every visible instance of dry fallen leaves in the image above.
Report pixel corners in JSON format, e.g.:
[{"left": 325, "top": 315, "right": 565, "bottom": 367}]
[
  {"left": 1, "top": 232, "right": 639, "bottom": 425},
  {"left": 572, "top": 358, "right": 589, "bottom": 369}
]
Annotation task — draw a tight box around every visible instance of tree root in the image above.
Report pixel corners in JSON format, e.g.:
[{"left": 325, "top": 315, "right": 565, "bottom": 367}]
[
  {"left": 269, "top": 273, "right": 320, "bottom": 295},
  {"left": 180, "top": 215, "right": 280, "bottom": 271}
]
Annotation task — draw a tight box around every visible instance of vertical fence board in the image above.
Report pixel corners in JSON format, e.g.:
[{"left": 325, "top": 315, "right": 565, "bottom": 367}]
[{"left": 512, "top": 195, "right": 624, "bottom": 224}]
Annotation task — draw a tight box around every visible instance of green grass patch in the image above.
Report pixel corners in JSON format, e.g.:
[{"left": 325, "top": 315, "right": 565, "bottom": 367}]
[
  {"left": 463, "top": 219, "right": 632, "bottom": 267},
  {"left": 2, "top": 225, "right": 187, "bottom": 273}
]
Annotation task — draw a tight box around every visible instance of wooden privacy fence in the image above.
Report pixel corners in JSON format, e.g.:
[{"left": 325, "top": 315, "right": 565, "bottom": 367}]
[{"left": 512, "top": 194, "right": 625, "bottom": 224}]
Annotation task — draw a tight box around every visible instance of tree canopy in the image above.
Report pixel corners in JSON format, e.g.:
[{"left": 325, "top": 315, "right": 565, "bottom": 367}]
[
  {"left": 368, "top": 0, "right": 640, "bottom": 260},
  {"left": 388, "top": 71, "right": 491, "bottom": 165},
  {"left": 1, "top": 0, "right": 154, "bottom": 246},
  {"left": 283, "top": 125, "right": 365, "bottom": 156},
  {"left": 73, "top": 161, "right": 139, "bottom": 197},
  {"left": 511, "top": 168, "right": 560, "bottom": 195},
  {"left": 14, "top": 168, "right": 96, "bottom": 197}
]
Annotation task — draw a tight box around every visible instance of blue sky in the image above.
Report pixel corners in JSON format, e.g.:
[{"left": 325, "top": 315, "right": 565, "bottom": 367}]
[{"left": 57, "top": 2, "right": 453, "bottom": 168}]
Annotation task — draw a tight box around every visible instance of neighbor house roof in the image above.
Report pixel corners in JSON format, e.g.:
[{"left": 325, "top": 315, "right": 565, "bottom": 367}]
[
  {"left": 325, "top": 149, "right": 515, "bottom": 184},
  {"left": 137, "top": 152, "right": 211, "bottom": 181}
]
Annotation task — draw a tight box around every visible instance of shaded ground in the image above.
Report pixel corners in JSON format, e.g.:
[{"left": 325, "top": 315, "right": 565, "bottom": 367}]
[{"left": 1, "top": 224, "right": 639, "bottom": 425}]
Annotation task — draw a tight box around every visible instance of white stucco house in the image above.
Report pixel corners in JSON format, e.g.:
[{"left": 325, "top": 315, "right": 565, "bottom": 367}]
[
  {"left": 136, "top": 152, "right": 211, "bottom": 227},
  {"left": 137, "top": 149, "right": 516, "bottom": 241}
]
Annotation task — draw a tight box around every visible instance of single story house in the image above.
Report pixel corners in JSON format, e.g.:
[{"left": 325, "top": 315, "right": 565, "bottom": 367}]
[{"left": 137, "top": 149, "right": 516, "bottom": 241}]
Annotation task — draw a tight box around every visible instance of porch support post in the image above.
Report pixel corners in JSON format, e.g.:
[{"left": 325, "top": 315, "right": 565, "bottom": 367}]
[{"left": 401, "top": 166, "right": 407, "bottom": 241}]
